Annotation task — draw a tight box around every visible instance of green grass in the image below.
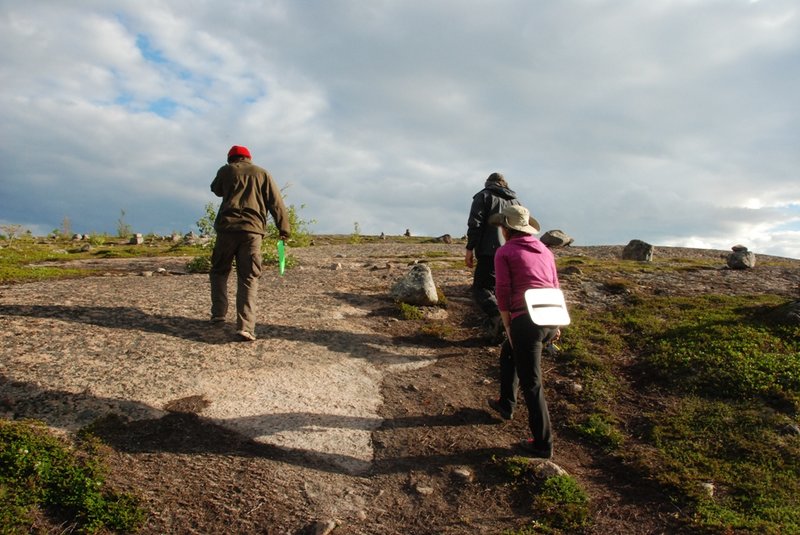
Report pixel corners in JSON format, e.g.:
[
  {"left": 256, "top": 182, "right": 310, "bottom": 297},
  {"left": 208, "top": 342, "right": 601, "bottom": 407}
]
[
  {"left": 0, "top": 243, "right": 91, "bottom": 283},
  {"left": 0, "top": 419, "right": 144, "bottom": 534},
  {"left": 0, "top": 239, "right": 215, "bottom": 282},
  {"left": 559, "top": 290, "right": 800, "bottom": 533},
  {"left": 556, "top": 254, "right": 724, "bottom": 276},
  {"left": 622, "top": 294, "right": 800, "bottom": 408},
  {"left": 647, "top": 398, "right": 800, "bottom": 534}
]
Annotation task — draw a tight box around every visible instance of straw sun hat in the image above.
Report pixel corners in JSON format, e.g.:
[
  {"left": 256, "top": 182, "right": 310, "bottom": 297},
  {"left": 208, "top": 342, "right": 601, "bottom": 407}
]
[{"left": 488, "top": 205, "right": 541, "bottom": 235}]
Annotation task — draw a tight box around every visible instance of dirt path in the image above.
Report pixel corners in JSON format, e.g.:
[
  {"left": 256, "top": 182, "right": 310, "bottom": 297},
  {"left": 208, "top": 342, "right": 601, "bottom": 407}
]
[{"left": 1, "top": 242, "right": 797, "bottom": 533}]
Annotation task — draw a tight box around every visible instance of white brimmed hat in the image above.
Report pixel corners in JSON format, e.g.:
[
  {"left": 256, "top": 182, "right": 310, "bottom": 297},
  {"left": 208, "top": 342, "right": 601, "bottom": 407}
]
[{"left": 488, "top": 205, "right": 541, "bottom": 234}]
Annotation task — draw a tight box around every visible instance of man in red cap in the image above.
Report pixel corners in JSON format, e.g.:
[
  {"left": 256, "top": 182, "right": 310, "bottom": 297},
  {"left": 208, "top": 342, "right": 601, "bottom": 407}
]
[{"left": 209, "top": 145, "right": 291, "bottom": 341}]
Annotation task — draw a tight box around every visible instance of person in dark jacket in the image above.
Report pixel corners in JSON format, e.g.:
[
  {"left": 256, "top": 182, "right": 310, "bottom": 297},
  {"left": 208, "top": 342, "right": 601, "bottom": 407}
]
[
  {"left": 210, "top": 145, "right": 290, "bottom": 342},
  {"left": 465, "top": 172, "right": 520, "bottom": 341}
]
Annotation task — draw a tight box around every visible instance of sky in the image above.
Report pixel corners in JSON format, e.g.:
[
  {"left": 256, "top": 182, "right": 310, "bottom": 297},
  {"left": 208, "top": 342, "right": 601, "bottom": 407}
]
[{"left": 1, "top": 0, "right": 799, "bottom": 258}]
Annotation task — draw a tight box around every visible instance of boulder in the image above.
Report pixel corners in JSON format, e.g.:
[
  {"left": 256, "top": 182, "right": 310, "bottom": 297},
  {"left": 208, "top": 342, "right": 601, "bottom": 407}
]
[
  {"left": 727, "top": 246, "right": 756, "bottom": 269},
  {"left": 390, "top": 264, "right": 438, "bottom": 305},
  {"left": 778, "top": 300, "right": 800, "bottom": 325},
  {"left": 130, "top": 233, "right": 144, "bottom": 245},
  {"left": 622, "top": 239, "right": 654, "bottom": 262},
  {"left": 540, "top": 230, "right": 574, "bottom": 247},
  {"left": 434, "top": 234, "right": 453, "bottom": 244}
]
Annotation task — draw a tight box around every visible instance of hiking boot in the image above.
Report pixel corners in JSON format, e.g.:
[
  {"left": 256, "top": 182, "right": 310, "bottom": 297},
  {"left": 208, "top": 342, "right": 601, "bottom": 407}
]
[
  {"left": 210, "top": 316, "right": 225, "bottom": 324},
  {"left": 236, "top": 330, "right": 256, "bottom": 342},
  {"left": 488, "top": 398, "right": 513, "bottom": 420},
  {"left": 518, "top": 438, "right": 552, "bottom": 459}
]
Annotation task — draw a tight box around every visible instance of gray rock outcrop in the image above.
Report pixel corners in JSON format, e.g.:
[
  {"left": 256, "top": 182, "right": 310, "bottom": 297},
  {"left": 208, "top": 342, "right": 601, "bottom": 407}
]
[{"left": 390, "top": 263, "right": 438, "bottom": 305}]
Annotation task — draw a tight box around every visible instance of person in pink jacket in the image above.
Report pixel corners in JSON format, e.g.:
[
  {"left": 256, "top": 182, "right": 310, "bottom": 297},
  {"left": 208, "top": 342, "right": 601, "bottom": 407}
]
[{"left": 488, "top": 205, "right": 560, "bottom": 458}]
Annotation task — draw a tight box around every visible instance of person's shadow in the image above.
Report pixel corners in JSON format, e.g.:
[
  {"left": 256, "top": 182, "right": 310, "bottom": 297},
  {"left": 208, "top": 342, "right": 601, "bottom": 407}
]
[{"left": 1, "top": 374, "right": 506, "bottom": 476}]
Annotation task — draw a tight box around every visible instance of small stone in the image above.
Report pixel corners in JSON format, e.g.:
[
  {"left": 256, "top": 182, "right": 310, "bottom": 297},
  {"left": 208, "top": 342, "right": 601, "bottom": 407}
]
[
  {"left": 533, "top": 460, "right": 568, "bottom": 478},
  {"left": 781, "top": 423, "right": 800, "bottom": 436},
  {"left": 700, "top": 482, "right": 715, "bottom": 497},
  {"left": 140, "top": 271, "right": 153, "bottom": 277},
  {"left": 331, "top": 263, "right": 343, "bottom": 270},
  {"left": 560, "top": 266, "right": 583, "bottom": 277},
  {"left": 452, "top": 467, "right": 473, "bottom": 482},
  {"left": 570, "top": 382, "right": 584, "bottom": 394},
  {"left": 406, "top": 384, "right": 420, "bottom": 392},
  {"left": 415, "top": 485, "right": 434, "bottom": 495},
  {"left": 480, "top": 378, "right": 492, "bottom": 385},
  {"left": 310, "top": 519, "right": 337, "bottom": 535}
]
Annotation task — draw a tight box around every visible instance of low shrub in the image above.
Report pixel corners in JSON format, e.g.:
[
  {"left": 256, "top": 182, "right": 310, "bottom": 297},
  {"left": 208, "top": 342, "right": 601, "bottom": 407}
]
[
  {"left": 186, "top": 255, "right": 211, "bottom": 273},
  {"left": 533, "top": 475, "right": 590, "bottom": 530},
  {"left": 572, "top": 412, "right": 625, "bottom": 452},
  {"left": 0, "top": 419, "right": 144, "bottom": 533},
  {"left": 397, "top": 302, "right": 423, "bottom": 320}
]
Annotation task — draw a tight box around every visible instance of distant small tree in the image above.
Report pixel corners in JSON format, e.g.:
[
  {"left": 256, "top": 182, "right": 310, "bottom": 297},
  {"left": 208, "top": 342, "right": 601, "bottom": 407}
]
[
  {"left": 0, "top": 224, "right": 24, "bottom": 245},
  {"left": 61, "top": 216, "right": 72, "bottom": 240},
  {"left": 264, "top": 184, "right": 316, "bottom": 247},
  {"left": 197, "top": 202, "right": 218, "bottom": 239},
  {"left": 349, "top": 221, "right": 362, "bottom": 244},
  {"left": 117, "top": 209, "right": 132, "bottom": 238}
]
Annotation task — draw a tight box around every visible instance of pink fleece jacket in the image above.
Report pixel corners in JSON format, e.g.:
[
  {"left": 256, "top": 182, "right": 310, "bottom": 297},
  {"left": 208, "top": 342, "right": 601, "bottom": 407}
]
[{"left": 494, "top": 234, "right": 560, "bottom": 319}]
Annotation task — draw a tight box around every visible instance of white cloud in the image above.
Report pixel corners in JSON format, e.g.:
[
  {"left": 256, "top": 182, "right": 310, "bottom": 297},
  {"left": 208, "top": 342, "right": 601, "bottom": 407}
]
[{"left": 0, "top": 0, "right": 798, "bottom": 257}]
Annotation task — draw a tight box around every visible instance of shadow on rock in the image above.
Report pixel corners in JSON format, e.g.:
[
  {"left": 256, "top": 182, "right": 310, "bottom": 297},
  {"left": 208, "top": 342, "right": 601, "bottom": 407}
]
[{"left": 0, "top": 304, "right": 234, "bottom": 344}]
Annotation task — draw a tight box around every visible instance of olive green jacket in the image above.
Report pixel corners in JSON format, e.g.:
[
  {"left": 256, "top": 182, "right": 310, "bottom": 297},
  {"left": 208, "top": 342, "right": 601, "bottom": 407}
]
[{"left": 211, "top": 158, "right": 291, "bottom": 237}]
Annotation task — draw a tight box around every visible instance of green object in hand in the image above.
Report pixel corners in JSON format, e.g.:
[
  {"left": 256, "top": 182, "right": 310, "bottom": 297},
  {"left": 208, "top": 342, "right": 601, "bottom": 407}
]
[{"left": 277, "top": 240, "right": 286, "bottom": 276}]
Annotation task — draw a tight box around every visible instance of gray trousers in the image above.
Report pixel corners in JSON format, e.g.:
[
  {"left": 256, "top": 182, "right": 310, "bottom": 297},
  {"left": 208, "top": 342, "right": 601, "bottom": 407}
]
[{"left": 210, "top": 231, "right": 263, "bottom": 333}]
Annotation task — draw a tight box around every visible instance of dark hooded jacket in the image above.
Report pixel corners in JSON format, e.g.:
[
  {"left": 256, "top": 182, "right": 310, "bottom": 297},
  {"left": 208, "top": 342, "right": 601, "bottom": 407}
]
[
  {"left": 211, "top": 158, "right": 291, "bottom": 237},
  {"left": 466, "top": 183, "right": 519, "bottom": 256}
]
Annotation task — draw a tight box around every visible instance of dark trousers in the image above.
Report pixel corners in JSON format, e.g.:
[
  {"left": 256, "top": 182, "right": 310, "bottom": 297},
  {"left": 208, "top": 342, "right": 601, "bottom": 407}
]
[
  {"left": 471, "top": 254, "right": 499, "bottom": 319},
  {"left": 498, "top": 339, "right": 519, "bottom": 413},
  {"left": 509, "top": 314, "right": 559, "bottom": 450},
  {"left": 210, "top": 231, "right": 263, "bottom": 333}
]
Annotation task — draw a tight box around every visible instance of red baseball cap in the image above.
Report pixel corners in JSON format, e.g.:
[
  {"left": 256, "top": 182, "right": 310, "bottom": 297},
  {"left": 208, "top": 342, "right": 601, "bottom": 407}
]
[{"left": 227, "top": 145, "right": 251, "bottom": 159}]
